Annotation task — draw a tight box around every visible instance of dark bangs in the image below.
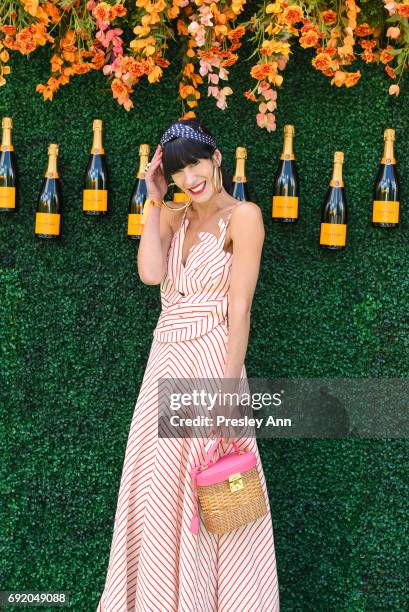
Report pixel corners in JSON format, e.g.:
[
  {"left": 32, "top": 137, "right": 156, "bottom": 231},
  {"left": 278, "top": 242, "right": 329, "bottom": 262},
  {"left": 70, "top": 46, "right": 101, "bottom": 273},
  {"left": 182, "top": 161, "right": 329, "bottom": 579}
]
[{"left": 162, "top": 137, "right": 215, "bottom": 185}]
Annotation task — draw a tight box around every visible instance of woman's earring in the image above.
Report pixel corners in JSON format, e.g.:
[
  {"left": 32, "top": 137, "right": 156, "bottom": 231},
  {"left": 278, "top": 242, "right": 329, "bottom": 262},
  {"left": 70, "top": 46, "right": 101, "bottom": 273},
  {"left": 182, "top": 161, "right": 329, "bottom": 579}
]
[{"left": 212, "top": 164, "right": 223, "bottom": 193}]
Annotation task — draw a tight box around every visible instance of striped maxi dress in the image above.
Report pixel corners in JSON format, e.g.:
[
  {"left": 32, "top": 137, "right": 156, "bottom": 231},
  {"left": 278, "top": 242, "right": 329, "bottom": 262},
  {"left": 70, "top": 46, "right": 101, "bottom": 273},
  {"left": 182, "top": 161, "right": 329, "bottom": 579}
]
[{"left": 96, "top": 202, "right": 280, "bottom": 611}]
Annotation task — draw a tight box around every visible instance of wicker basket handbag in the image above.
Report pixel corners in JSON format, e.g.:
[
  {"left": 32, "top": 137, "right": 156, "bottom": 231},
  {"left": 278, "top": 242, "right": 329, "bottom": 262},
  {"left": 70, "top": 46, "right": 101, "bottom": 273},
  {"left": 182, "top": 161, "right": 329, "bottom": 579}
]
[{"left": 188, "top": 437, "right": 268, "bottom": 535}]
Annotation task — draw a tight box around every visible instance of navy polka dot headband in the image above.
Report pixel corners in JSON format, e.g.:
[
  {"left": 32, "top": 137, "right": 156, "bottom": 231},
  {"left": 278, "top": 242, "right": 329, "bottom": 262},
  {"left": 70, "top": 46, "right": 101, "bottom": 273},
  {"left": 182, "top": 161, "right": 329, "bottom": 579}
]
[{"left": 160, "top": 122, "right": 217, "bottom": 149}]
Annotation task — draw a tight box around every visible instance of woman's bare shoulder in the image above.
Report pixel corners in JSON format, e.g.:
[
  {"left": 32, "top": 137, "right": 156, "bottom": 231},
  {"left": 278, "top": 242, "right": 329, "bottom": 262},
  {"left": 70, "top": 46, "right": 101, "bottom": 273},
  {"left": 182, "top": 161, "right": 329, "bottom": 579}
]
[{"left": 231, "top": 201, "right": 264, "bottom": 223}]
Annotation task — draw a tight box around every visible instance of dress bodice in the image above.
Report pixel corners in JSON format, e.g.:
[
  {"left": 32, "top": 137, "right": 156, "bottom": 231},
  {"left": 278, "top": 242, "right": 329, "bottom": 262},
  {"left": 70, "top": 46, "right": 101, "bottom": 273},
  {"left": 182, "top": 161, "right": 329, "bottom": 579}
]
[{"left": 153, "top": 203, "right": 239, "bottom": 343}]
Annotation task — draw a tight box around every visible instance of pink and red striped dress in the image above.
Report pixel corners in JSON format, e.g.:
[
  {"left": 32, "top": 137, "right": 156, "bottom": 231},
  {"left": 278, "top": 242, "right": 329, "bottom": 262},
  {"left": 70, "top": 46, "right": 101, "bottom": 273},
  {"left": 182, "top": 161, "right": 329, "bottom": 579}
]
[{"left": 96, "top": 202, "right": 280, "bottom": 611}]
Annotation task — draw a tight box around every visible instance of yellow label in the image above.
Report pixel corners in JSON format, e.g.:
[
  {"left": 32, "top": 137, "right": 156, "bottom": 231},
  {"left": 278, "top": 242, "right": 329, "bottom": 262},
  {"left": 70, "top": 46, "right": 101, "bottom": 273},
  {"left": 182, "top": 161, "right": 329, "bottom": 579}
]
[
  {"left": 128, "top": 213, "right": 144, "bottom": 236},
  {"left": 320, "top": 222, "right": 347, "bottom": 246},
  {"left": 0, "top": 186, "right": 16, "bottom": 208},
  {"left": 272, "top": 195, "right": 298, "bottom": 219},
  {"left": 83, "top": 189, "right": 108, "bottom": 212},
  {"left": 173, "top": 192, "right": 190, "bottom": 202},
  {"left": 35, "top": 212, "right": 60, "bottom": 235},
  {"left": 372, "top": 200, "right": 399, "bottom": 224}
]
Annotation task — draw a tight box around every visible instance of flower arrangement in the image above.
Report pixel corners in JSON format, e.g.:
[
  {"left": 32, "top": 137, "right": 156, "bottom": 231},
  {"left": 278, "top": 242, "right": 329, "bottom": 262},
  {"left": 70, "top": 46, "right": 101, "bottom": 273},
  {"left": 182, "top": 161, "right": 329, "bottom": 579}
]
[{"left": 0, "top": 1, "right": 408, "bottom": 131}]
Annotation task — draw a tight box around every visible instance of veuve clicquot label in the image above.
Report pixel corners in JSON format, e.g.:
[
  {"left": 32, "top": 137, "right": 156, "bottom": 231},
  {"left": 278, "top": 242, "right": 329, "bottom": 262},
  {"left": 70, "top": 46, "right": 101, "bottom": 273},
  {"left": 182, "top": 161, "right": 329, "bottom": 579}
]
[
  {"left": 319, "top": 151, "right": 348, "bottom": 249},
  {"left": 272, "top": 124, "right": 299, "bottom": 222},
  {"left": 83, "top": 119, "right": 109, "bottom": 214},
  {"left": 372, "top": 128, "right": 400, "bottom": 227},
  {"left": 128, "top": 143, "right": 150, "bottom": 239},
  {"left": 0, "top": 117, "right": 17, "bottom": 211},
  {"left": 232, "top": 147, "right": 250, "bottom": 202},
  {"left": 35, "top": 143, "right": 62, "bottom": 238}
]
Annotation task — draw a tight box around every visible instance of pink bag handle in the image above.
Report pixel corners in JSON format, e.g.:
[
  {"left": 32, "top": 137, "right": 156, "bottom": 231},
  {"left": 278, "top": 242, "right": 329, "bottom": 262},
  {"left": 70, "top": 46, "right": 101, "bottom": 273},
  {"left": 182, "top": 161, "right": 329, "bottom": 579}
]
[
  {"left": 189, "top": 437, "right": 242, "bottom": 536},
  {"left": 204, "top": 436, "right": 241, "bottom": 465}
]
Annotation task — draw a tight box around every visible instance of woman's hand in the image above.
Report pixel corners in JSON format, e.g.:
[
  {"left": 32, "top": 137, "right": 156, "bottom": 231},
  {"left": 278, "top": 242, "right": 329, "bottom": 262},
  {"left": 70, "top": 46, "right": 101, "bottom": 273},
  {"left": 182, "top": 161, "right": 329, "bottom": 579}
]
[
  {"left": 145, "top": 144, "right": 169, "bottom": 202},
  {"left": 210, "top": 423, "right": 237, "bottom": 449}
]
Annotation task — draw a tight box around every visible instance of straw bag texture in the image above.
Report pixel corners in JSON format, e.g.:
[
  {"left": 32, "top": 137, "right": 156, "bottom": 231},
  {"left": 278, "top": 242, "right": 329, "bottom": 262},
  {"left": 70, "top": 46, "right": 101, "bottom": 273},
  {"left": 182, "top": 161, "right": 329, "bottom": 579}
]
[{"left": 189, "top": 437, "right": 268, "bottom": 535}]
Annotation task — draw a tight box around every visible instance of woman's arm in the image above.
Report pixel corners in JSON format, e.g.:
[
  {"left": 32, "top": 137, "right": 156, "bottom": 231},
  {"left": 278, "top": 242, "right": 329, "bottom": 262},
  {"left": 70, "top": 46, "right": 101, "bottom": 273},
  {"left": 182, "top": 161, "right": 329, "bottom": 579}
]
[
  {"left": 222, "top": 202, "right": 265, "bottom": 388},
  {"left": 137, "top": 203, "right": 178, "bottom": 285}
]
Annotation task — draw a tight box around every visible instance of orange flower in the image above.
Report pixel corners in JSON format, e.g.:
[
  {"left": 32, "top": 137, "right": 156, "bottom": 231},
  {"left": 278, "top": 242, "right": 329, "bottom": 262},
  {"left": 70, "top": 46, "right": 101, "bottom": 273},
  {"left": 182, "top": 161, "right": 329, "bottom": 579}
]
[
  {"left": 244, "top": 89, "right": 257, "bottom": 102},
  {"left": 321, "top": 10, "right": 337, "bottom": 24},
  {"left": 227, "top": 25, "right": 246, "bottom": 41},
  {"left": 93, "top": 3, "right": 112, "bottom": 23},
  {"left": 345, "top": 70, "right": 361, "bottom": 87},
  {"left": 179, "top": 111, "right": 196, "bottom": 121},
  {"left": 380, "top": 47, "right": 394, "bottom": 64},
  {"left": 362, "top": 49, "right": 374, "bottom": 63},
  {"left": 397, "top": 4, "right": 409, "bottom": 18},
  {"left": 1, "top": 25, "right": 16, "bottom": 36},
  {"left": 331, "top": 70, "right": 346, "bottom": 86},
  {"left": 360, "top": 39, "right": 377, "bottom": 50},
  {"left": 389, "top": 84, "right": 400, "bottom": 96},
  {"left": 311, "top": 52, "right": 332, "bottom": 71},
  {"left": 385, "top": 65, "right": 396, "bottom": 79},
  {"left": 111, "top": 77, "right": 132, "bottom": 98},
  {"left": 221, "top": 53, "right": 239, "bottom": 67},
  {"left": 300, "top": 30, "right": 319, "bottom": 48},
  {"left": 282, "top": 5, "right": 304, "bottom": 25},
  {"left": 112, "top": 3, "right": 127, "bottom": 18},
  {"left": 355, "top": 23, "right": 373, "bottom": 37}
]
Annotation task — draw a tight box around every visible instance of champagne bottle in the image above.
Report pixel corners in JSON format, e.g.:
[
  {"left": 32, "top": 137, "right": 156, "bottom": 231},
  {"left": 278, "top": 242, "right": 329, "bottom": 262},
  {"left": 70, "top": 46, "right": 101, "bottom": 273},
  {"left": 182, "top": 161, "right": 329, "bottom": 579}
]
[
  {"left": 232, "top": 147, "right": 250, "bottom": 201},
  {"left": 83, "top": 119, "right": 109, "bottom": 215},
  {"left": 173, "top": 190, "right": 190, "bottom": 203},
  {"left": 0, "top": 117, "right": 17, "bottom": 212},
  {"left": 319, "top": 151, "right": 348, "bottom": 250},
  {"left": 34, "top": 144, "right": 62, "bottom": 239},
  {"left": 372, "top": 128, "right": 400, "bottom": 228},
  {"left": 272, "top": 124, "right": 299, "bottom": 223},
  {"left": 128, "top": 144, "right": 150, "bottom": 240}
]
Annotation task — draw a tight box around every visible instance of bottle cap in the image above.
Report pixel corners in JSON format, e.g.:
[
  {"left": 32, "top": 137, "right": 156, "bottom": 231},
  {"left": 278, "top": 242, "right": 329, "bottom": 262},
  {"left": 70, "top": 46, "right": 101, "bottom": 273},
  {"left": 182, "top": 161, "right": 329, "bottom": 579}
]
[
  {"left": 235, "top": 146, "right": 247, "bottom": 158},
  {"left": 2, "top": 117, "right": 13, "bottom": 129},
  {"left": 139, "top": 144, "right": 150, "bottom": 156},
  {"left": 48, "top": 143, "right": 59, "bottom": 155},
  {"left": 334, "top": 151, "right": 344, "bottom": 163},
  {"left": 284, "top": 124, "right": 295, "bottom": 135},
  {"left": 384, "top": 128, "right": 395, "bottom": 141},
  {"left": 93, "top": 119, "right": 103, "bottom": 130}
]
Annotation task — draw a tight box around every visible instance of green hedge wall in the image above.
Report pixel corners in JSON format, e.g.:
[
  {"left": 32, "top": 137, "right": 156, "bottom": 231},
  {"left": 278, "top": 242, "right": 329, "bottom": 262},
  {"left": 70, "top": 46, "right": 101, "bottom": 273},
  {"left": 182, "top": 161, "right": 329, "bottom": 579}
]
[{"left": 1, "top": 23, "right": 408, "bottom": 612}]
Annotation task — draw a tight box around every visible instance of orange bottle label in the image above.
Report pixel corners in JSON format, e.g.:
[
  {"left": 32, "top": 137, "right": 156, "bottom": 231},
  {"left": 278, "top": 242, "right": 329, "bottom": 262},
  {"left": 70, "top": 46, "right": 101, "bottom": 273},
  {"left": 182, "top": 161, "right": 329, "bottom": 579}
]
[
  {"left": 320, "top": 222, "right": 347, "bottom": 246},
  {"left": 83, "top": 189, "right": 108, "bottom": 212},
  {"left": 0, "top": 186, "right": 16, "bottom": 208},
  {"left": 372, "top": 200, "right": 399, "bottom": 224},
  {"left": 35, "top": 212, "right": 60, "bottom": 235},
  {"left": 128, "top": 213, "right": 144, "bottom": 235},
  {"left": 272, "top": 195, "right": 298, "bottom": 219}
]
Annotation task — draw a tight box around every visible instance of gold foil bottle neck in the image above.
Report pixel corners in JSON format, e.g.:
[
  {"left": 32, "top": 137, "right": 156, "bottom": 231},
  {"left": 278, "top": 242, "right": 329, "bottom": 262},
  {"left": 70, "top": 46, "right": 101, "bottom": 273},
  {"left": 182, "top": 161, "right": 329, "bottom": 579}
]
[
  {"left": 2, "top": 117, "right": 13, "bottom": 129},
  {"left": 381, "top": 130, "right": 396, "bottom": 164},
  {"left": 330, "top": 151, "right": 344, "bottom": 187},
  {"left": 46, "top": 144, "right": 59, "bottom": 178},
  {"left": 235, "top": 146, "right": 247, "bottom": 159},
  {"left": 384, "top": 128, "right": 395, "bottom": 141},
  {"left": 281, "top": 125, "right": 295, "bottom": 160},
  {"left": 139, "top": 144, "right": 150, "bottom": 156},
  {"left": 91, "top": 120, "right": 104, "bottom": 153}
]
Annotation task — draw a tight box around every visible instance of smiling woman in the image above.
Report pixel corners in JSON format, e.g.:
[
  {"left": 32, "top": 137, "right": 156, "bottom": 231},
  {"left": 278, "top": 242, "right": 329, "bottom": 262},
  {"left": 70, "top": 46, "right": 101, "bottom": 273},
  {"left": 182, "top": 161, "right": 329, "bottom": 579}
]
[{"left": 96, "top": 119, "right": 280, "bottom": 612}]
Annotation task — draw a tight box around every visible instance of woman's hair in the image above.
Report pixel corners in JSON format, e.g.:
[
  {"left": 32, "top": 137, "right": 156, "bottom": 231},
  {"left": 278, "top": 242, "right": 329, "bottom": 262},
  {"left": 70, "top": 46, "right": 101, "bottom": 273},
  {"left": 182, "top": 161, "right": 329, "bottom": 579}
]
[{"left": 161, "top": 118, "right": 234, "bottom": 196}]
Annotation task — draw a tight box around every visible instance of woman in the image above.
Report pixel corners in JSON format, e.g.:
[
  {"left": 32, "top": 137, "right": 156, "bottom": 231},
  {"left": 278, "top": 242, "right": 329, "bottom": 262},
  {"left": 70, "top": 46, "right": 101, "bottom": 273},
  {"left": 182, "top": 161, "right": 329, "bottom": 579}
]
[{"left": 96, "top": 119, "right": 280, "bottom": 611}]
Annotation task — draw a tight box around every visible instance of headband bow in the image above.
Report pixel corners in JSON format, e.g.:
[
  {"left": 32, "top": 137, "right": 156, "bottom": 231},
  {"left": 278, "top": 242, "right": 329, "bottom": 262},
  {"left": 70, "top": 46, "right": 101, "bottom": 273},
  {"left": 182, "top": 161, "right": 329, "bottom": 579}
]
[{"left": 160, "top": 122, "right": 217, "bottom": 149}]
